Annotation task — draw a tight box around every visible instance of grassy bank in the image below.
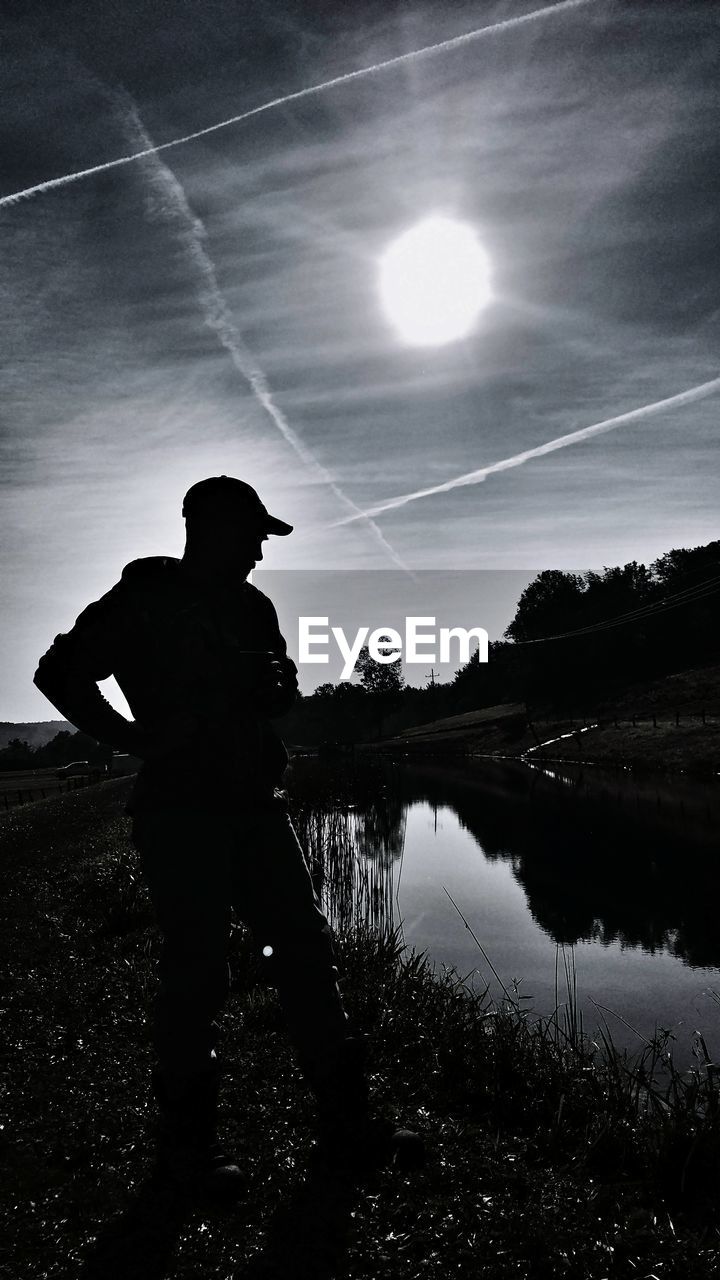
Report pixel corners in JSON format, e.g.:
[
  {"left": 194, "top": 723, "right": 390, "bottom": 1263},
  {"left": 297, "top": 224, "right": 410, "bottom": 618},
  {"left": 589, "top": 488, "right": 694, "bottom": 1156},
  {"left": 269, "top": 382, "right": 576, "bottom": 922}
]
[
  {"left": 381, "top": 713, "right": 719, "bottom": 777},
  {"left": 2, "top": 780, "right": 720, "bottom": 1278},
  {"left": 521, "top": 717, "right": 720, "bottom": 775},
  {"left": 377, "top": 665, "right": 720, "bottom": 777}
]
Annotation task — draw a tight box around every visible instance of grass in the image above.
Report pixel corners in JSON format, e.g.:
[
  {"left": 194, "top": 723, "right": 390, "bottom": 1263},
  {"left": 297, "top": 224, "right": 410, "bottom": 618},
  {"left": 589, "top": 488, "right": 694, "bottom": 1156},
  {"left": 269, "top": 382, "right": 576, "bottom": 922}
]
[
  {"left": 377, "top": 663, "right": 720, "bottom": 777},
  {"left": 2, "top": 775, "right": 720, "bottom": 1278},
  {"left": 522, "top": 718, "right": 720, "bottom": 777}
]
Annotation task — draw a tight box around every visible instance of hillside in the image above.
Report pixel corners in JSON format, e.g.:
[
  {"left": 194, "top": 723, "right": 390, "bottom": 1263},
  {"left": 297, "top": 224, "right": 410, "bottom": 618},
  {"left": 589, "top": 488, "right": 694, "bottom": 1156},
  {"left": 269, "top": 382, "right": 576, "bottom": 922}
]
[
  {"left": 0, "top": 720, "right": 70, "bottom": 750},
  {"left": 380, "top": 665, "right": 720, "bottom": 776}
]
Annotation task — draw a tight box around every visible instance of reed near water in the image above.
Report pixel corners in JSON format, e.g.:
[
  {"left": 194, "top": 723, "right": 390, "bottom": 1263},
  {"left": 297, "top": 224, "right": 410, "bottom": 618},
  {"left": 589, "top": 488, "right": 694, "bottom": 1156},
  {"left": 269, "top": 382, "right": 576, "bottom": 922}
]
[{"left": 293, "top": 803, "right": 404, "bottom": 937}]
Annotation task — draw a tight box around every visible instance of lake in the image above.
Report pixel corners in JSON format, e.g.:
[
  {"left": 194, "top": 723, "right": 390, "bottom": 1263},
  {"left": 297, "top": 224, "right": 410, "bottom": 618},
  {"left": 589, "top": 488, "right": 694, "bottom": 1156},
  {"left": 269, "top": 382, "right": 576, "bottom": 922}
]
[{"left": 292, "top": 755, "right": 720, "bottom": 1070}]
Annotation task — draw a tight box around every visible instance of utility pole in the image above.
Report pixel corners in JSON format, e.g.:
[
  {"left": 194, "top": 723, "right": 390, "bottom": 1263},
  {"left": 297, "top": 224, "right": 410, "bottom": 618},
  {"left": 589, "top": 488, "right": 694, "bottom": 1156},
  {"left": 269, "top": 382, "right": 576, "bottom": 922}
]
[{"left": 427, "top": 668, "right": 438, "bottom": 719}]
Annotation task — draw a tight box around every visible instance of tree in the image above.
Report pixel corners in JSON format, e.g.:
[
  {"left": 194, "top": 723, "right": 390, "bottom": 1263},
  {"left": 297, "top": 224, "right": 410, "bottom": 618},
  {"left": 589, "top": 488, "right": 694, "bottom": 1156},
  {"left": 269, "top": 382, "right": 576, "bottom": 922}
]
[
  {"left": 354, "top": 646, "right": 404, "bottom": 739},
  {"left": 651, "top": 539, "right": 720, "bottom": 591},
  {"left": 0, "top": 738, "right": 34, "bottom": 771},
  {"left": 33, "top": 730, "right": 109, "bottom": 768},
  {"left": 452, "top": 640, "right": 513, "bottom": 711},
  {"left": 355, "top": 647, "right": 404, "bottom": 697},
  {"left": 504, "top": 570, "right": 585, "bottom": 643},
  {"left": 312, "top": 683, "right": 337, "bottom": 700}
]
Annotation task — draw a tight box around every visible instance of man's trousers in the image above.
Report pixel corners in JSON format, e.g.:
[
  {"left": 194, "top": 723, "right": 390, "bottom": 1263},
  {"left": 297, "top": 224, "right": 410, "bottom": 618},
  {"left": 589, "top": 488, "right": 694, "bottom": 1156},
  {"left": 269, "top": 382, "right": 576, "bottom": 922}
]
[{"left": 130, "top": 803, "right": 350, "bottom": 1087}]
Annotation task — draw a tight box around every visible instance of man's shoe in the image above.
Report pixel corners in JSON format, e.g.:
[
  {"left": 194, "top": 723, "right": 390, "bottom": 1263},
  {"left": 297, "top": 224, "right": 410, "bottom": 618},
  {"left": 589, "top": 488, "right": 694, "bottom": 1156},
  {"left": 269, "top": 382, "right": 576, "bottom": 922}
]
[
  {"left": 153, "top": 1136, "right": 247, "bottom": 1205},
  {"left": 309, "top": 1115, "right": 426, "bottom": 1178},
  {"left": 303, "top": 1036, "right": 426, "bottom": 1178}
]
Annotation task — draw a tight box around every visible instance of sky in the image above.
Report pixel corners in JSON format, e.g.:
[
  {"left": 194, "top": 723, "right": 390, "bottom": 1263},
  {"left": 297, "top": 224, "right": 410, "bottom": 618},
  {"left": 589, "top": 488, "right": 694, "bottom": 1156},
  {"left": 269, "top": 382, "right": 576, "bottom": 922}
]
[{"left": 1, "top": 0, "right": 718, "bottom": 719}]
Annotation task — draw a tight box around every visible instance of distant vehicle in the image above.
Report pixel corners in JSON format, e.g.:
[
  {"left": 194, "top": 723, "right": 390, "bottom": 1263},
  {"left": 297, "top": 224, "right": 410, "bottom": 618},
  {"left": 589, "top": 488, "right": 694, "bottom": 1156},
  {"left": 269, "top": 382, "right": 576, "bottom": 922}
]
[
  {"left": 110, "top": 753, "right": 142, "bottom": 777},
  {"left": 55, "top": 760, "right": 92, "bottom": 778}
]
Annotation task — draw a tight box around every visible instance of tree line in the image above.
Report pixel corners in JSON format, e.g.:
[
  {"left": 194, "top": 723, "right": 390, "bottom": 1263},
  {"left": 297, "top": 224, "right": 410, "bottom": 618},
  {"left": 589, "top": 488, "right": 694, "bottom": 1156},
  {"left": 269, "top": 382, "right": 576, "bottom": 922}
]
[
  {"left": 284, "top": 538, "right": 719, "bottom": 743},
  {"left": 0, "top": 730, "right": 111, "bottom": 773},
  {"left": 6, "top": 538, "right": 717, "bottom": 763}
]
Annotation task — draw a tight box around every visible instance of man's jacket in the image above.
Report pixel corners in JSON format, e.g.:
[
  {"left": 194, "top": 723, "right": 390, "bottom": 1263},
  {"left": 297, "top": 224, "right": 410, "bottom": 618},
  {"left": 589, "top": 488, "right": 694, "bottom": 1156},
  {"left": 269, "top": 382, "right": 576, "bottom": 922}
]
[{"left": 34, "top": 557, "right": 298, "bottom": 811}]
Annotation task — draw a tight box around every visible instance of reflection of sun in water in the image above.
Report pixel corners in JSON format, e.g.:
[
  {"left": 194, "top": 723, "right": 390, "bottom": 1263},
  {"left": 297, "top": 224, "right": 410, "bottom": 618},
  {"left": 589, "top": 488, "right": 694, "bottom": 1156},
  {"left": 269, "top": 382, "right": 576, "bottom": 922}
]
[{"left": 379, "top": 215, "right": 492, "bottom": 347}]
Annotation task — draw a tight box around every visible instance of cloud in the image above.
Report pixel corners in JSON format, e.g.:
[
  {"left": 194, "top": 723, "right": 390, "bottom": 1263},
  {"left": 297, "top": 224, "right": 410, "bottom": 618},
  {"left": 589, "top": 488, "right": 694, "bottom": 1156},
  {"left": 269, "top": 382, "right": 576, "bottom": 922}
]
[
  {"left": 120, "top": 98, "right": 411, "bottom": 569},
  {"left": 328, "top": 375, "right": 720, "bottom": 526},
  {"left": 0, "top": 0, "right": 593, "bottom": 210}
]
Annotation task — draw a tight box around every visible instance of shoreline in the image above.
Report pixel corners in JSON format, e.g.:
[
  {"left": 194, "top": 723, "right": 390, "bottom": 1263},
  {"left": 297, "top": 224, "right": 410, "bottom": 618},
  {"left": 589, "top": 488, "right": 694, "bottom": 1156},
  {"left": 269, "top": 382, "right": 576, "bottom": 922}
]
[{"left": 372, "top": 716, "right": 720, "bottom": 782}]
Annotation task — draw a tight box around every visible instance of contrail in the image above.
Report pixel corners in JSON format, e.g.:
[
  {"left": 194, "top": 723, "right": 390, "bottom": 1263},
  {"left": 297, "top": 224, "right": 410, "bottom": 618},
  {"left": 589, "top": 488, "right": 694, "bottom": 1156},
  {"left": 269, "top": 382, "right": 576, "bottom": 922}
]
[
  {"left": 327, "top": 376, "right": 720, "bottom": 526},
  {"left": 1, "top": 0, "right": 592, "bottom": 210},
  {"left": 124, "top": 105, "right": 410, "bottom": 570}
]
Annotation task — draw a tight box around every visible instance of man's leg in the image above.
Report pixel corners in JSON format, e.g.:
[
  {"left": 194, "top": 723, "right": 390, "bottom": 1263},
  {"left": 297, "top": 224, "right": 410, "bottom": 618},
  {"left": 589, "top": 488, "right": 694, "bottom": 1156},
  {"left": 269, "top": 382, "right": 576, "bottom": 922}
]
[
  {"left": 132, "top": 806, "right": 232, "bottom": 1081},
  {"left": 131, "top": 806, "right": 244, "bottom": 1196},
  {"left": 229, "top": 807, "right": 350, "bottom": 1064},
  {"left": 230, "top": 807, "right": 386, "bottom": 1171}
]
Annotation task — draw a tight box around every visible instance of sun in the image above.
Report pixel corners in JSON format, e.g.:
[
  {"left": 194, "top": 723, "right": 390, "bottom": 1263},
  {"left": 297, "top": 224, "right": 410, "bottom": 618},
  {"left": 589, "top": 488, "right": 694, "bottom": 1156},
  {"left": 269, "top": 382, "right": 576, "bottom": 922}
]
[{"left": 379, "top": 215, "right": 492, "bottom": 347}]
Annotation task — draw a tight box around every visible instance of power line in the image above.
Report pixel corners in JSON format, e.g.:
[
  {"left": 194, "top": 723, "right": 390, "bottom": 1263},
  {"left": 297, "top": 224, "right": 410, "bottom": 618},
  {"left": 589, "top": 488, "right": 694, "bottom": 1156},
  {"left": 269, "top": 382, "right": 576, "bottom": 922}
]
[
  {"left": 508, "top": 571, "right": 720, "bottom": 645},
  {"left": 511, "top": 579, "right": 720, "bottom": 644},
  {"left": 512, "top": 582, "right": 720, "bottom": 645},
  {"left": 537, "top": 577, "right": 720, "bottom": 638}
]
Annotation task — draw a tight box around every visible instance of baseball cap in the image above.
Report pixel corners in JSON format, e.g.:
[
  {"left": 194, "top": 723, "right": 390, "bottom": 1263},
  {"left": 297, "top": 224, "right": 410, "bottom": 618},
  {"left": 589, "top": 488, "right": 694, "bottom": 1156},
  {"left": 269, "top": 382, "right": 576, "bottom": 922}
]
[{"left": 182, "top": 476, "right": 293, "bottom": 535}]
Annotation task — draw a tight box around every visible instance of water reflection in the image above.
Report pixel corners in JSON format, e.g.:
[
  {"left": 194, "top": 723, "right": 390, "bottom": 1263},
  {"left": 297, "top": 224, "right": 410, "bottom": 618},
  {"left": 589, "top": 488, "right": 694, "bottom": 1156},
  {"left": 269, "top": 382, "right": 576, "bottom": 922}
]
[
  {"left": 394, "top": 758, "right": 720, "bottom": 969},
  {"left": 289, "top": 754, "right": 720, "bottom": 970},
  {"left": 292, "top": 778, "right": 406, "bottom": 936}
]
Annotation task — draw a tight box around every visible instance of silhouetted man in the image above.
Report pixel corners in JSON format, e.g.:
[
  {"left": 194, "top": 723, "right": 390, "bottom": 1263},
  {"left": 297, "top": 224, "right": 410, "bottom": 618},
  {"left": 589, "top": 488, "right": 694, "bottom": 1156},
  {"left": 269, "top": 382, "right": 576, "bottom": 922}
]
[{"left": 34, "top": 476, "right": 419, "bottom": 1200}]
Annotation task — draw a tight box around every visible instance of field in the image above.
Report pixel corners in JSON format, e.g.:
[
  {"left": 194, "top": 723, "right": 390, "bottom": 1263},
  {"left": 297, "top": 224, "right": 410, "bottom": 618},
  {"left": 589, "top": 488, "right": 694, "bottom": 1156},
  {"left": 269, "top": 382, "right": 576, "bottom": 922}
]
[
  {"left": 2, "top": 777, "right": 720, "bottom": 1279},
  {"left": 0, "top": 767, "right": 106, "bottom": 811}
]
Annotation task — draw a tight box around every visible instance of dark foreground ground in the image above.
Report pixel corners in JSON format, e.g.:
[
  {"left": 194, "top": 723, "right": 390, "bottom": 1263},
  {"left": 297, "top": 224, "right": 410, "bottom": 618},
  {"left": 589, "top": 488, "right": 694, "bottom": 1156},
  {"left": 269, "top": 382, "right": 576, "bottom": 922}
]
[{"left": 2, "top": 779, "right": 720, "bottom": 1279}]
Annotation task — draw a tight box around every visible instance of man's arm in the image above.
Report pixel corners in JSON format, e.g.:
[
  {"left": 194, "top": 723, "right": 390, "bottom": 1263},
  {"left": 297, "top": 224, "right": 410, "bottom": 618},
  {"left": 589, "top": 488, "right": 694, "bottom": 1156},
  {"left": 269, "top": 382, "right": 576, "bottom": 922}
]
[
  {"left": 34, "top": 577, "right": 144, "bottom": 754},
  {"left": 257, "top": 596, "right": 299, "bottom": 718}
]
